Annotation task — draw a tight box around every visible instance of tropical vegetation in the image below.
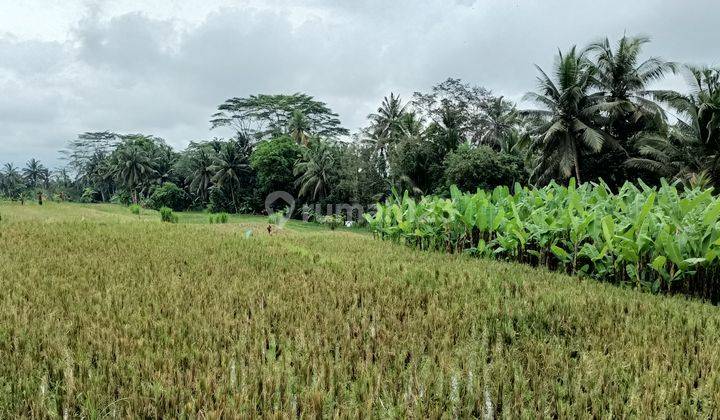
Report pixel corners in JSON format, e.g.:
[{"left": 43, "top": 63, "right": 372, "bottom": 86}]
[
  {"left": 4, "top": 35, "right": 717, "bottom": 217},
  {"left": 367, "top": 179, "right": 720, "bottom": 301},
  {"left": 2, "top": 34, "right": 720, "bottom": 303}
]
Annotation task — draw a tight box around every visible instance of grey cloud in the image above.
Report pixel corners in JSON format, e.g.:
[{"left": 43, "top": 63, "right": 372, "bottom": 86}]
[
  {"left": 2, "top": 0, "right": 720, "bottom": 168},
  {"left": 0, "top": 36, "right": 66, "bottom": 76}
]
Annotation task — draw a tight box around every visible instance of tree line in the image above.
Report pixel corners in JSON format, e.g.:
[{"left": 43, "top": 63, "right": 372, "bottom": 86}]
[{"left": 2, "top": 34, "right": 719, "bottom": 213}]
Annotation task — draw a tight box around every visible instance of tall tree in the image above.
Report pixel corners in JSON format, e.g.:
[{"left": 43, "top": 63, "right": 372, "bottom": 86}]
[
  {"left": 426, "top": 105, "right": 466, "bottom": 154},
  {"left": 62, "top": 132, "right": 120, "bottom": 181},
  {"left": 412, "top": 78, "right": 493, "bottom": 144},
  {"left": 288, "top": 110, "right": 311, "bottom": 145},
  {"left": 294, "top": 139, "right": 336, "bottom": 200},
  {"left": 250, "top": 135, "right": 302, "bottom": 201},
  {"left": 365, "top": 93, "right": 411, "bottom": 175},
  {"left": 211, "top": 139, "right": 251, "bottom": 212},
  {"left": 476, "top": 96, "right": 521, "bottom": 148},
  {"left": 1, "top": 163, "right": 23, "bottom": 198},
  {"left": 625, "top": 122, "right": 703, "bottom": 183},
  {"left": 367, "top": 93, "right": 409, "bottom": 142},
  {"left": 23, "top": 158, "right": 46, "bottom": 189},
  {"left": 585, "top": 35, "right": 675, "bottom": 142},
  {"left": 524, "top": 47, "right": 615, "bottom": 183},
  {"left": 211, "top": 93, "right": 348, "bottom": 141},
  {"left": 53, "top": 168, "right": 73, "bottom": 192},
  {"left": 629, "top": 66, "right": 720, "bottom": 184},
  {"left": 187, "top": 147, "right": 216, "bottom": 205},
  {"left": 108, "top": 142, "right": 157, "bottom": 204},
  {"left": 39, "top": 167, "right": 51, "bottom": 189}
]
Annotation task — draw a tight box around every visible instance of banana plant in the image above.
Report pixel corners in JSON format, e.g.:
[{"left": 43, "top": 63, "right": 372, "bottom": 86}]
[{"left": 368, "top": 179, "right": 720, "bottom": 301}]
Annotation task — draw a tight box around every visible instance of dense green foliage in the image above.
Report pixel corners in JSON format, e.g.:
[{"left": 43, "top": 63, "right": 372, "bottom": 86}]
[
  {"left": 368, "top": 180, "right": 720, "bottom": 302},
  {"left": 2, "top": 202, "right": 720, "bottom": 416},
  {"left": 159, "top": 206, "right": 178, "bottom": 223},
  {"left": 249, "top": 135, "right": 302, "bottom": 202},
  {"left": 5, "top": 35, "right": 719, "bottom": 219},
  {"left": 146, "top": 182, "right": 190, "bottom": 211},
  {"left": 442, "top": 144, "right": 526, "bottom": 192}
]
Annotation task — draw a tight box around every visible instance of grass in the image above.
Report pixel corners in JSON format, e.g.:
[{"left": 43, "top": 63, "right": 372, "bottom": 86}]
[
  {"left": 1, "top": 201, "right": 720, "bottom": 417},
  {"left": 0, "top": 201, "right": 325, "bottom": 231}
]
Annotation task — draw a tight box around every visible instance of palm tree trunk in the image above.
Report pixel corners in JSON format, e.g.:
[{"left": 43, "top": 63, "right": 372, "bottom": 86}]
[
  {"left": 573, "top": 143, "right": 582, "bottom": 184},
  {"left": 230, "top": 187, "right": 238, "bottom": 213}
]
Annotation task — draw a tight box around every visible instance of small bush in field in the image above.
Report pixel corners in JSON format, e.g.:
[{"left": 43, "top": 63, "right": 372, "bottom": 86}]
[
  {"left": 129, "top": 204, "right": 141, "bottom": 215},
  {"left": 320, "top": 214, "right": 345, "bottom": 230},
  {"left": 159, "top": 206, "right": 178, "bottom": 223},
  {"left": 208, "top": 213, "right": 229, "bottom": 224},
  {"left": 268, "top": 210, "right": 285, "bottom": 226}
]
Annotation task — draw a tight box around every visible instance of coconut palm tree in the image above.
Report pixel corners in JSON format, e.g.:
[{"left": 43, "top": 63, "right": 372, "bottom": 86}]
[
  {"left": 629, "top": 65, "right": 720, "bottom": 183},
  {"left": 365, "top": 93, "right": 409, "bottom": 168},
  {"left": 151, "top": 146, "right": 177, "bottom": 186},
  {"left": 368, "top": 93, "right": 408, "bottom": 142},
  {"left": 39, "top": 168, "right": 51, "bottom": 189},
  {"left": 188, "top": 148, "right": 215, "bottom": 204},
  {"left": 289, "top": 110, "right": 311, "bottom": 145},
  {"left": 477, "top": 96, "right": 521, "bottom": 148},
  {"left": 584, "top": 35, "right": 675, "bottom": 142},
  {"left": 23, "top": 158, "right": 46, "bottom": 189},
  {"left": 523, "top": 47, "right": 616, "bottom": 183},
  {"left": 625, "top": 122, "right": 703, "bottom": 183},
  {"left": 431, "top": 105, "right": 465, "bottom": 154},
  {"left": 80, "top": 152, "right": 114, "bottom": 202},
  {"left": 108, "top": 145, "right": 157, "bottom": 204},
  {"left": 2, "top": 163, "right": 23, "bottom": 198},
  {"left": 53, "top": 168, "right": 72, "bottom": 196},
  {"left": 294, "top": 139, "right": 335, "bottom": 200},
  {"left": 211, "top": 140, "right": 250, "bottom": 212},
  {"left": 654, "top": 66, "right": 720, "bottom": 147}
]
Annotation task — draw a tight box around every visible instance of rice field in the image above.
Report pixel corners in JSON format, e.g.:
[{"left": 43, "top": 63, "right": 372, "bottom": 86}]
[{"left": 2, "top": 201, "right": 720, "bottom": 417}]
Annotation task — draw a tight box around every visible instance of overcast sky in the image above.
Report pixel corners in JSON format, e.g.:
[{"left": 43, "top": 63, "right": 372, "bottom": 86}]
[{"left": 1, "top": 0, "right": 719, "bottom": 167}]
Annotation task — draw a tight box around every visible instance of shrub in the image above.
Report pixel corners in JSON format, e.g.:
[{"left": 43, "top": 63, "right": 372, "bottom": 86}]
[
  {"left": 208, "top": 182, "right": 258, "bottom": 214},
  {"left": 208, "top": 213, "right": 229, "bottom": 224},
  {"left": 129, "top": 204, "right": 141, "bottom": 215},
  {"left": 268, "top": 210, "right": 286, "bottom": 226},
  {"left": 159, "top": 206, "right": 178, "bottom": 223},
  {"left": 147, "top": 182, "right": 190, "bottom": 211},
  {"left": 110, "top": 191, "right": 132, "bottom": 205},
  {"left": 80, "top": 188, "right": 98, "bottom": 203},
  {"left": 320, "top": 214, "right": 345, "bottom": 230},
  {"left": 443, "top": 144, "right": 527, "bottom": 192}
]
